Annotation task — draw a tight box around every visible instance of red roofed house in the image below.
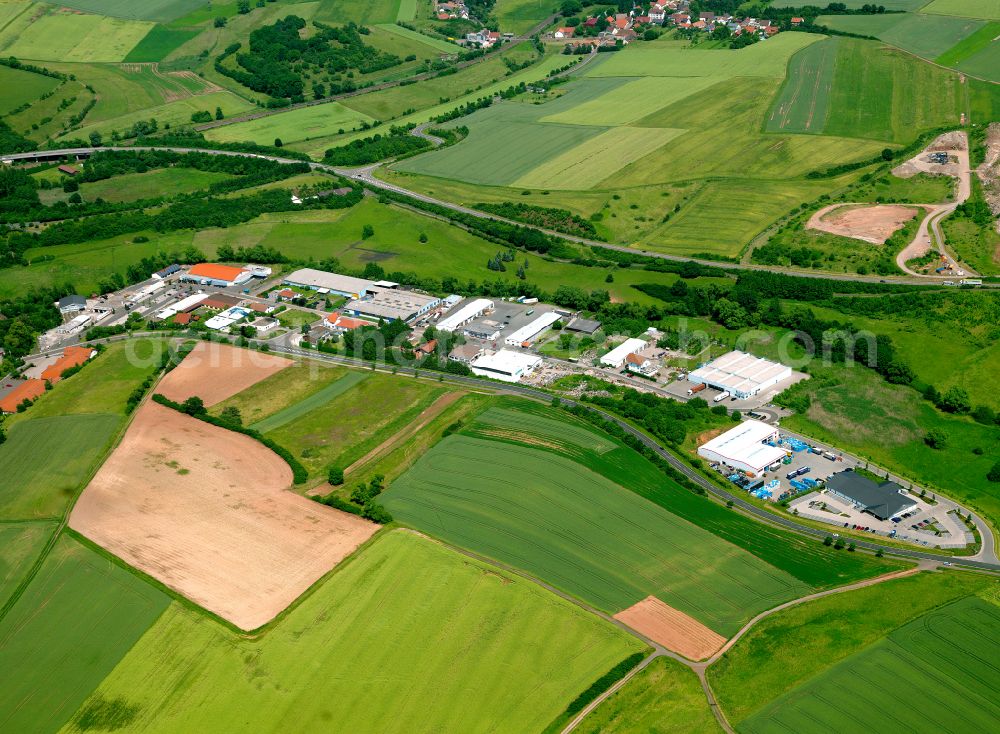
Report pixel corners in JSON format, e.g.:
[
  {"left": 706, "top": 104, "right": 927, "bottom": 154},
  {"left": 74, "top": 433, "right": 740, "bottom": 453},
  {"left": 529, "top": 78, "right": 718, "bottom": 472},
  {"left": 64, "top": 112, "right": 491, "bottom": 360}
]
[
  {"left": 276, "top": 288, "right": 298, "bottom": 301},
  {"left": 0, "top": 379, "right": 46, "bottom": 413},
  {"left": 554, "top": 26, "right": 575, "bottom": 38},
  {"left": 325, "top": 314, "right": 368, "bottom": 333},
  {"left": 634, "top": 16, "right": 650, "bottom": 25},
  {"left": 649, "top": 4, "right": 666, "bottom": 23},
  {"left": 584, "top": 16, "right": 598, "bottom": 27},
  {"left": 58, "top": 164, "right": 79, "bottom": 176},
  {"left": 416, "top": 339, "right": 438, "bottom": 355},
  {"left": 791, "top": 16, "right": 804, "bottom": 25},
  {"left": 40, "top": 346, "right": 95, "bottom": 383},
  {"left": 625, "top": 352, "right": 657, "bottom": 376},
  {"left": 173, "top": 312, "right": 195, "bottom": 326},
  {"left": 181, "top": 263, "right": 252, "bottom": 288}
]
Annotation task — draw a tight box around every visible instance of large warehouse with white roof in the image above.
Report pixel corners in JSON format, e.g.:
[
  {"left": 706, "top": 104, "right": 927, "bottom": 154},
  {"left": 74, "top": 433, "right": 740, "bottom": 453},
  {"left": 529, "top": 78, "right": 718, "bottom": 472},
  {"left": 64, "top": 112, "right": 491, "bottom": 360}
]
[
  {"left": 688, "top": 351, "right": 791, "bottom": 399},
  {"left": 698, "top": 420, "right": 785, "bottom": 475}
]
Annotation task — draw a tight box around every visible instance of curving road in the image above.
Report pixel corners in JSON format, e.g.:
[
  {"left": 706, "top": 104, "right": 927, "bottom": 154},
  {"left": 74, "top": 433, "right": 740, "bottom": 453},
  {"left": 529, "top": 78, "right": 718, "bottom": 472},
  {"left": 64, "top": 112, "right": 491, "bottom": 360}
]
[{"left": 6, "top": 145, "right": 997, "bottom": 287}]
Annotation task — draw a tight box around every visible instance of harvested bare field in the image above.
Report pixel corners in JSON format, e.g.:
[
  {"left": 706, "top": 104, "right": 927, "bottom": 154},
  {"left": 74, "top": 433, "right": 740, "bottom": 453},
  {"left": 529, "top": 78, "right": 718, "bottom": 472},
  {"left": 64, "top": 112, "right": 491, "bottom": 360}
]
[
  {"left": 70, "top": 402, "right": 379, "bottom": 630},
  {"left": 157, "top": 341, "right": 291, "bottom": 406},
  {"left": 614, "top": 595, "right": 726, "bottom": 661},
  {"left": 807, "top": 203, "right": 919, "bottom": 244}
]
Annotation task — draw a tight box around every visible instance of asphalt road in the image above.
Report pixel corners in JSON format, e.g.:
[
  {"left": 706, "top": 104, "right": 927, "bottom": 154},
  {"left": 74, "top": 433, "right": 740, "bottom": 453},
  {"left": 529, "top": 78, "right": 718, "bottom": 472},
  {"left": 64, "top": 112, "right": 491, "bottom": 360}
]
[{"left": 5, "top": 145, "right": 995, "bottom": 288}]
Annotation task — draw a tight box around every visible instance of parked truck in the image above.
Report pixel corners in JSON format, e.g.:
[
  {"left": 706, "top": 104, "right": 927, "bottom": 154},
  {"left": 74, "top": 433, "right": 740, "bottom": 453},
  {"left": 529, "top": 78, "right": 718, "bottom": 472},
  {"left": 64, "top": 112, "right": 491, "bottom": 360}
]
[
  {"left": 713, "top": 391, "right": 730, "bottom": 403},
  {"left": 687, "top": 383, "right": 706, "bottom": 396}
]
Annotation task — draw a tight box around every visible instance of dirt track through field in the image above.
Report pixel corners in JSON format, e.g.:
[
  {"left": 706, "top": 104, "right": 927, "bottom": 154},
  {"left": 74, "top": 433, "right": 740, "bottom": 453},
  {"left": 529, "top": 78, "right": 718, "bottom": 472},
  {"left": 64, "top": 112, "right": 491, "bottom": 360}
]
[
  {"left": 157, "top": 341, "right": 292, "bottom": 407},
  {"left": 70, "top": 402, "right": 379, "bottom": 630},
  {"left": 614, "top": 596, "right": 726, "bottom": 661},
  {"left": 343, "top": 391, "right": 463, "bottom": 476}
]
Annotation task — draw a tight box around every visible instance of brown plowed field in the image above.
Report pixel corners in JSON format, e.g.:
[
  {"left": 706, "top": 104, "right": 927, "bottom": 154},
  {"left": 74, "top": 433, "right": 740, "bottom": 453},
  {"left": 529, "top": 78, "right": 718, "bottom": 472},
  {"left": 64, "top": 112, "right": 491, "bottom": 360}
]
[
  {"left": 614, "top": 596, "right": 726, "bottom": 661},
  {"left": 70, "top": 402, "right": 379, "bottom": 631},
  {"left": 807, "top": 204, "right": 919, "bottom": 245},
  {"left": 157, "top": 341, "right": 292, "bottom": 406}
]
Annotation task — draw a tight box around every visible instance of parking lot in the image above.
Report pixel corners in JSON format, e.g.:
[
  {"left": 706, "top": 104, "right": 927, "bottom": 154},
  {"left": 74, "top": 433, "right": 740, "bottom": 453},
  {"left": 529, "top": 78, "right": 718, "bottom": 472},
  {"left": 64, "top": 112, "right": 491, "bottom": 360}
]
[{"left": 707, "top": 429, "right": 972, "bottom": 549}]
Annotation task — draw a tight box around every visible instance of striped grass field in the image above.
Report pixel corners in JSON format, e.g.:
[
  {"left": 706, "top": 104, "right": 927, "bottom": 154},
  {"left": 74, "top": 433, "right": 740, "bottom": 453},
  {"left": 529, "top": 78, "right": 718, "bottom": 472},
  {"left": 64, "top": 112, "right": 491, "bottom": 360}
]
[
  {"left": 383, "top": 433, "right": 810, "bottom": 635},
  {"left": 64, "top": 530, "right": 644, "bottom": 733},
  {"left": 252, "top": 371, "right": 369, "bottom": 433},
  {"left": 514, "top": 126, "right": 683, "bottom": 189},
  {"left": 0, "top": 536, "right": 170, "bottom": 734}
]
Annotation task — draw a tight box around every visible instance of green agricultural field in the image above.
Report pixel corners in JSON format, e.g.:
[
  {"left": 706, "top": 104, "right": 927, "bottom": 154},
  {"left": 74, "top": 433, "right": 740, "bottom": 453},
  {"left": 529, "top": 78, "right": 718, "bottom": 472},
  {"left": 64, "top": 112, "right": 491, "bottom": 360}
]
[
  {"left": 316, "top": 0, "right": 402, "bottom": 24},
  {"left": 68, "top": 530, "right": 645, "bottom": 733},
  {"left": 819, "top": 12, "right": 985, "bottom": 60},
  {"left": 295, "top": 52, "right": 569, "bottom": 157},
  {"left": 741, "top": 596, "right": 1000, "bottom": 733},
  {"left": 0, "top": 230, "right": 193, "bottom": 299},
  {"left": 0, "top": 9, "right": 153, "bottom": 63},
  {"left": 384, "top": 432, "right": 812, "bottom": 635},
  {"left": 514, "top": 125, "right": 681, "bottom": 189},
  {"left": 39, "top": 62, "right": 210, "bottom": 127},
  {"left": 496, "top": 0, "right": 557, "bottom": 33},
  {"left": 586, "top": 32, "right": 819, "bottom": 78},
  {"left": 0, "top": 415, "right": 121, "bottom": 520},
  {"left": 63, "top": 90, "right": 254, "bottom": 143},
  {"left": 952, "top": 30, "right": 1000, "bottom": 81},
  {"left": 773, "top": 0, "right": 927, "bottom": 7},
  {"left": 211, "top": 360, "right": 348, "bottom": 426},
  {"left": 824, "top": 38, "right": 963, "bottom": 142},
  {"left": 204, "top": 102, "right": 375, "bottom": 146},
  {"left": 249, "top": 199, "right": 721, "bottom": 303},
  {"left": 0, "top": 522, "right": 54, "bottom": 609},
  {"left": 392, "top": 108, "right": 604, "bottom": 186},
  {"left": 0, "top": 1, "right": 29, "bottom": 30},
  {"left": 644, "top": 178, "right": 835, "bottom": 259},
  {"left": 542, "top": 76, "right": 722, "bottom": 126},
  {"left": 576, "top": 656, "right": 722, "bottom": 734},
  {"left": 921, "top": 0, "right": 1000, "bottom": 19},
  {"left": 766, "top": 37, "right": 838, "bottom": 134},
  {"left": 39, "top": 168, "right": 234, "bottom": 206},
  {"left": 7, "top": 340, "right": 165, "bottom": 425},
  {"left": 0, "top": 65, "right": 61, "bottom": 116},
  {"left": 0, "top": 535, "right": 170, "bottom": 734},
  {"left": 123, "top": 24, "right": 201, "bottom": 62},
  {"left": 938, "top": 20, "right": 1000, "bottom": 65},
  {"left": 373, "top": 22, "right": 463, "bottom": 53},
  {"left": 264, "top": 371, "right": 445, "bottom": 478},
  {"left": 709, "top": 569, "right": 992, "bottom": 726},
  {"left": 251, "top": 371, "right": 368, "bottom": 433},
  {"left": 52, "top": 0, "right": 207, "bottom": 23}
]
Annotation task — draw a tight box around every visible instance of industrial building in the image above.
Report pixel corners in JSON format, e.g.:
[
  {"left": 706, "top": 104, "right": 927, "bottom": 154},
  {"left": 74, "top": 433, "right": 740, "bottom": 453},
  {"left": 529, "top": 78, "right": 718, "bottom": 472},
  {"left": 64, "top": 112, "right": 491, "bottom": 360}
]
[
  {"left": 448, "top": 343, "right": 485, "bottom": 364},
  {"left": 565, "top": 317, "right": 601, "bottom": 334},
  {"left": 688, "top": 351, "right": 792, "bottom": 400},
  {"left": 342, "top": 288, "right": 440, "bottom": 323},
  {"left": 600, "top": 338, "right": 649, "bottom": 368},
  {"left": 470, "top": 349, "right": 542, "bottom": 383},
  {"left": 437, "top": 298, "right": 494, "bottom": 332},
  {"left": 0, "top": 379, "right": 46, "bottom": 414},
  {"left": 825, "top": 470, "right": 917, "bottom": 521},
  {"left": 154, "top": 293, "right": 207, "bottom": 321},
  {"left": 205, "top": 306, "right": 251, "bottom": 330},
  {"left": 56, "top": 295, "right": 87, "bottom": 314},
  {"left": 697, "top": 420, "right": 785, "bottom": 475},
  {"left": 504, "top": 311, "right": 561, "bottom": 346},
  {"left": 152, "top": 264, "right": 181, "bottom": 280},
  {"left": 282, "top": 268, "right": 375, "bottom": 299},
  {"left": 56, "top": 314, "right": 92, "bottom": 335},
  {"left": 181, "top": 264, "right": 252, "bottom": 288}
]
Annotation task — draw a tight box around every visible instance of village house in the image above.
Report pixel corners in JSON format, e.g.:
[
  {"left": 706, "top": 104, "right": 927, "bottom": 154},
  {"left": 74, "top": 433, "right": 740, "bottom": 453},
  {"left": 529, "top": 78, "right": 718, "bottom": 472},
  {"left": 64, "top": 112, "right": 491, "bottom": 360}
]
[{"left": 554, "top": 26, "right": 575, "bottom": 39}]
